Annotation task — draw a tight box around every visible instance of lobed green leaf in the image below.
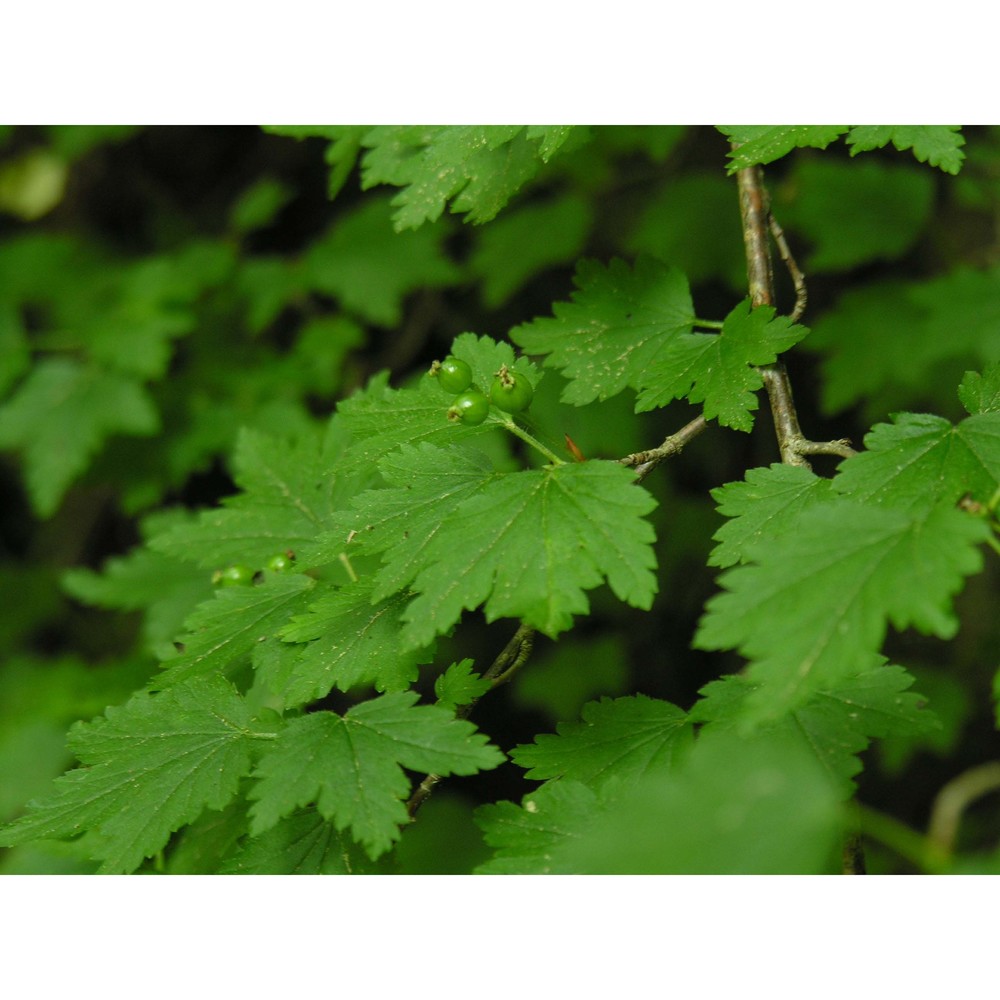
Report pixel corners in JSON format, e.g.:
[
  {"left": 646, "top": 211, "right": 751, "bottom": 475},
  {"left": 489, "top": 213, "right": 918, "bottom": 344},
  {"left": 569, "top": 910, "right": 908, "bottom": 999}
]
[
  {"left": 358, "top": 126, "right": 577, "bottom": 230},
  {"left": 708, "top": 464, "right": 835, "bottom": 568},
  {"left": 276, "top": 581, "right": 430, "bottom": 703},
  {"left": 510, "top": 695, "right": 691, "bottom": 790},
  {"left": 832, "top": 411, "right": 1000, "bottom": 514},
  {"left": 556, "top": 728, "right": 843, "bottom": 874},
  {"left": 635, "top": 299, "right": 809, "bottom": 428},
  {"left": 221, "top": 809, "right": 379, "bottom": 875},
  {"left": 511, "top": 256, "right": 695, "bottom": 405},
  {"left": 398, "top": 459, "right": 658, "bottom": 649},
  {"left": 692, "top": 663, "right": 939, "bottom": 794},
  {"left": 248, "top": 692, "right": 504, "bottom": 858},
  {"left": 0, "top": 359, "right": 158, "bottom": 517},
  {"left": 150, "top": 424, "right": 361, "bottom": 571},
  {"left": 302, "top": 195, "right": 461, "bottom": 326},
  {"left": 155, "top": 573, "right": 315, "bottom": 688},
  {"left": 696, "top": 499, "right": 990, "bottom": 724},
  {"left": 0, "top": 676, "right": 261, "bottom": 873},
  {"left": 719, "top": 126, "right": 849, "bottom": 172},
  {"left": 846, "top": 125, "right": 965, "bottom": 174},
  {"left": 474, "top": 780, "right": 603, "bottom": 875},
  {"left": 434, "top": 659, "right": 492, "bottom": 712},
  {"left": 959, "top": 363, "right": 1000, "bottom": 415}
]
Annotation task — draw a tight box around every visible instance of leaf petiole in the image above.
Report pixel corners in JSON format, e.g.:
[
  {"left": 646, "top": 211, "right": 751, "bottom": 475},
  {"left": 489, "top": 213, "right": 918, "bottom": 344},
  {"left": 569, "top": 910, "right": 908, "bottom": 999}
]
[
  {"left": 694, "top": 317, "right": 724, "bottom": 331},
  {"left": 495, "top": 414, "right": 566, "bottom": 466}
]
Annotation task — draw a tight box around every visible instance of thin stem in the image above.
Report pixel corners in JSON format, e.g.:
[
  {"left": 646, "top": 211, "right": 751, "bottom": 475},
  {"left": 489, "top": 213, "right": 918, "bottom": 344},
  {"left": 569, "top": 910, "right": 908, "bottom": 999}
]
[
  {"left": 927, "top": 761, "right": 1000, "bottom": 859},
  {"left": 694, "top": 318, "right": 725, "bottom": 331},
  {"left": 488, "top": 626, "right": 535, "bottom": 687},
  {"left": 734, "top": 155, "right": 856, "bottom": 468},
  {"left": 338, "top": 551, "right": 358, "bottom": 583},
  {"left": 406, "top": 623, "right": 537, "bottom": 819},
  {"left": 498, "top": 416, "right": 565, "bottom": 466},
  {"left": 841, "top": 832, "right": 867, "bottom": 875},
  {"left": 769, "top": 212, "right": 807, "bottom": 323},
  {"left": 620, "top": 415, "right": 709, "bottom": 484},
  {"left": 853, "top": 803, "right": 949, "bottom": 874}
]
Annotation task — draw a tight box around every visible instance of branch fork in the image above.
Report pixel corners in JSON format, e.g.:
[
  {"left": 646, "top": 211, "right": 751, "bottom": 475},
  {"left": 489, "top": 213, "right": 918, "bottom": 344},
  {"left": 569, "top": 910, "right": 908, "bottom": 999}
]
[{"left": 736, "top": 159, "right": 856, "bottom": 470}]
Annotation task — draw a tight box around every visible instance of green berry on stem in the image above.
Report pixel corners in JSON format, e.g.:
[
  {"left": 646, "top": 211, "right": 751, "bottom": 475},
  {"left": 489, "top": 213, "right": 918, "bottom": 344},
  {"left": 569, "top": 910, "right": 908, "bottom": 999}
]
[
  {"left": 447, "top": 388, "right": 490, "bottom": 425},
  {"left": 265, "top": 552, "right": 295, "bottom": 572},
  {"left": 213, "top": 564, "right": 255, "bottom": 587},
  {"left": 430, "top": 356, "right": 473, "bottom": 394},
  {"left": 490, "top": 365, "right": 534, "bottom": 413}
]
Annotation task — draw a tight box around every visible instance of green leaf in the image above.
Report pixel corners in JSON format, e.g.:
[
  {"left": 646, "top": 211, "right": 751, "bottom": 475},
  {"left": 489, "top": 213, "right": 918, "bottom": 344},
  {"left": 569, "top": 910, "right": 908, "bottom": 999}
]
[
  {"left": 511, "top": 256, "right": 695, "bottom": 405},
  {"left": 808, "top": 268, "right": 1000, "bottom": 415},
  {"left": 277, "top": 580, "right": 429, "bottom": 703},
  {"left": 708, "top": 464, "right": 835, "bottom": 568},
  {"left": 321, "top": 442, "right": 499, "bottom": 601},
  {"left": 80, "top": 242, "right": 235, "bottom": 379},
  {"left": 719, "top": 126, "right": 965, "bottom": 176},
  {"left": 229, "top": 177, "right": 295, "bottom": 234},
  {"left": 398, "top": 459, "right": 658, "bottom": 649},
  {"left": 248, "top": 692, "right": 504, "bottom": 858},
  {"left": 0, "top": 359, "right": 158, "bottom": 517},
  {"left": 832, "top": 412, "right": 1000, "bottom": 514},
  {"left": 525, "top": 125, "right": 578, "bottom": 161},
  {"left": 302, "top": 195, "right": 461, "bottom": 326},
  {"left": 696, "top": 500, "right": 990, "bottom": 724},
  {"left": 468, "top": 194, "right": 591, "bottom": 308},
  {"left": 161, "top": 799, "right": 249, "bottom": 874},
  {"left": 0, "top": 302, "right": 29, "bottom": 397},
  {"left": 511, "top": 634, "right": 630, "bottom": 721},
  {"left": 474, "top": 780, "right": 603, "bottom": 874},
  {"left": 510, "top": 695, "right": 691, "bottom": 791},
  {"left": 959, "top": 363, "right": 1000, "bottom": 415},
  {"left": 156, "top": 573, "right": 316, "bottom": 687},
  {"left": 221, "top": 809, "right": 379, "bottom": 874},
  {"left": 776, "top": 157, "right": 935, "bottom": 272},
  {"left": 434, "top": 659, "right": 491, "bottom": 711},
  {"left": 625, "top": 172, "right": 746, "bottom": 289},
  {"left": 44, "top": 125, "right": 139, "bottom": 160},
  {"left": 262, "top": 126, "right": 363, "bottom": 199},
  {"left": 150, "top": 425, "right": 359, "bottom": 571},
  {"left": 558, "top": 728, "right": 842, "bottom": 874},
  {"left": 719, "top": 126, "right": 849, "bottom": 172},
  {"left": 635, "top": 300, "right": 809, "bottom": 430},
  {"left": 692, "top": 664, "right": 939, "bottom": 794},
  {"left": 62, "top": 509, "right": 214, "bottom": 659},
  {"left": 0, "top": 676, "right": 260, "bottom": 873},
  {"left": 359, "top": 125, "right": 576, "bottom": 230},
  {"left": 846, "top": 126, "right": 965, "bottom": 174},
  {"left": 335, "top": 335, "right": 535, "bottom": 472}
]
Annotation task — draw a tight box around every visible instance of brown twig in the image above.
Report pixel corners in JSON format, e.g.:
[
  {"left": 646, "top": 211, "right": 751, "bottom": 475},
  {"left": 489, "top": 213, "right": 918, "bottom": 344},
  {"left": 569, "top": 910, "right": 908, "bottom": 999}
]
[
  {"left": 734, "top": 158, "right": 856, "bottom": 468},
  {"left": 769, "top": 212, "right": 807, "bottom": 323},
  {"left": 405, "top": 623, "right": 536, "bottom": 819},
  {"left": 620, "top": 415, "right": 709, "bottom": 484},
  {"left": 841, "top": 832, "right": 867, "bottom": 874}
]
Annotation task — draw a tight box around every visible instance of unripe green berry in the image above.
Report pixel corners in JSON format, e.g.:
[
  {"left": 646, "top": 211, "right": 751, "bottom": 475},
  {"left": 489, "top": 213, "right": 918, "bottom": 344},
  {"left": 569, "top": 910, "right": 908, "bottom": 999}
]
[
  {"left": 213, "top": 564, "right": 255, "bottom": 587},
  {"left": 489, "top": 366, "right": 534, "bottom": 413},
  {"left": 447, "top": 388, "right": 490, "bottom": 425},
  {"left": 430, "top": 356, "right": 473, "bottom": 394},
  {"left": 265, "top": 552, "right": 295, "bottom": 572}
]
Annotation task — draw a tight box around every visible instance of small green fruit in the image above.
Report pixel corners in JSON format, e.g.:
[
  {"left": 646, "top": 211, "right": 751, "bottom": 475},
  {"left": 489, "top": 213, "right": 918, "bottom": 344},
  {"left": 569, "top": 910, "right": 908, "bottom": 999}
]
[
  {"left": 430, "top": 356, "right": 473, "bottom": 394},
  {"left": 490, "top": 366, "right": 533, "bottom": 413},
  {"left": 265, "top": 552, "right": 295, "bottom": 572},
  {"left": 213, "top": 564, "right": 255, "bottom": 587},
  {"left": 447, "top": 389, "right": 490, "bottom": 425}
]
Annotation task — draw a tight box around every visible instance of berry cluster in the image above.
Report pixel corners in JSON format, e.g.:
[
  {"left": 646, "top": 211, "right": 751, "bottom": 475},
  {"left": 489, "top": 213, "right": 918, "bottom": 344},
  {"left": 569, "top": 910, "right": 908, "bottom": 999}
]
[
  {"left": 212, "top": 550, "right": 296, "bottom": 587},
  {"left": 428, "top": 356, "right": 534, "bottom": 425}
]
